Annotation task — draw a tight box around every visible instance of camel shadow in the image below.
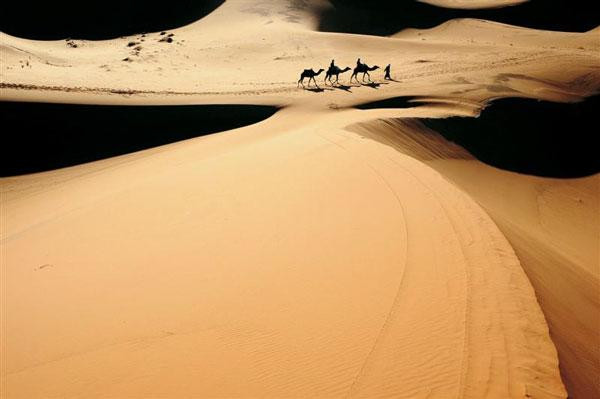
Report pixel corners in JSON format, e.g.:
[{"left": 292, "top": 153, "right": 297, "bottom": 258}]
[
  {"left": 334, "top": 84, "right": 352, "bottom": 92},
  {"left": 385, "top": 78, "right": 401, "bottom": 83},
  {"left": 363, "top": 82, "right": 381, "bottom": 89},
  {"left": 304, "top": 87, "right": 333, "bottom": 93}
]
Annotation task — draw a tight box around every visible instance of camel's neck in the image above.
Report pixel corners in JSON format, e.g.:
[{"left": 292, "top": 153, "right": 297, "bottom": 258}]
[{"left": 368, "top": 66, "right": 377, "bottom": 71}]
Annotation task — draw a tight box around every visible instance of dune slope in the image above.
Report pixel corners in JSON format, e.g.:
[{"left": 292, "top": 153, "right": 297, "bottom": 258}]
[
  {"left": 1, "top": 108, "right": 566, "bottom": 398},
  {"left": 351, "top": 118, "right": 599, "bottom": 399}
]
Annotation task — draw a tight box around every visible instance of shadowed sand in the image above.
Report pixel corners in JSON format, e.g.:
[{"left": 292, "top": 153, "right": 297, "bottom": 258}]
[{"left": 1, "top": 1, "right": 599, "bottom": 398}]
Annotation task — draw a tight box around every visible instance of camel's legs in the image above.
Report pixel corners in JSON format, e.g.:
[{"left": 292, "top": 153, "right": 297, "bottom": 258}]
[
  {"left": 297, "top": 77, "right": 304, "bottom": 87},
  {"left": 335, "top": 74, "right": 340, "bottom": 84}
]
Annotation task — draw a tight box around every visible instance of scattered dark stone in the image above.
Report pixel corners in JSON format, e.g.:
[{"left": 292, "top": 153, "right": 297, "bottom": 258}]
[
  {"left": 160, "top": 31, "right": 167, "bottom": 35},
  {"left": 122, "top": 57, "right": 132, "bottom": 62},
  {"left": 127, "top": 41, "right": 138, "bottom": 47},
  {"left": 110, "top": 89, "right": 135, "bottom": 95}
]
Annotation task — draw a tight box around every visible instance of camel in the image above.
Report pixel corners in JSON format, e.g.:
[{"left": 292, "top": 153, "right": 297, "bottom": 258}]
[
  {"left": 297, "top": 68, "right": 325, "bottom": 88},
  {"left": 324, "top": 66, "right": 351, "bottom": 85},
  {"left": 351, "top": 63, "right": 380, "bottom": 83}
]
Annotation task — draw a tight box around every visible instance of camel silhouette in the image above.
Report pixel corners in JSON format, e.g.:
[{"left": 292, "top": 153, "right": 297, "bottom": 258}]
[
  {"left": 351, "top": 63, "right": 380, "bottom": 83},
  {"left": 325, "top": 66, "right": 351, "bottom": 85},
  {"left": 298, "top": 68, "right": 325, "bottom": 88}
]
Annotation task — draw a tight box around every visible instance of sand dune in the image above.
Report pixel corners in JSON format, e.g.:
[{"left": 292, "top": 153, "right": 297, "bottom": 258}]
[
  {"left": 1, "top": 107, "right": 567, "bottom": 398},
  {"left": 1, "top": 0, "right": 599, "bottom": 397},
  {"left": 418, "top": 0, "right": 529, "bottom": 10},
  {"left": 351, "top": 118, "right": 599, "bottom": 399}
]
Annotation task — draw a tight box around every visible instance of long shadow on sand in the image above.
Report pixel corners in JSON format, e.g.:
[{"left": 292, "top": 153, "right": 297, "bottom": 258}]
[
  {"left": 422, "top": 96, "right": 600, "bottom": 178},
  {"left": 304, "top": 87, "right": 334, "bottom": 93},
  {"left": 0, "top": 102, "right": 278, "bottom": 176},
  {"left": 1, "top": 0, "right": 225, "bottom": 40},
  {"left": 319, "top": 0, "right": 599, "bottom": 36}
]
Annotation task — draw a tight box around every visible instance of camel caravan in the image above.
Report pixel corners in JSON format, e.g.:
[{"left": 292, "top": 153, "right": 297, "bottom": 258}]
[{"left": 298, "top": 59, "right": 392, "bottom": 89}]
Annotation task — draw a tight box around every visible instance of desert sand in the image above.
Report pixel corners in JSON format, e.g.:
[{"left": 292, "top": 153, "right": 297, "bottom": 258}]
[{"left": 1, "top": 0, "right": 598, "bottom": 398}]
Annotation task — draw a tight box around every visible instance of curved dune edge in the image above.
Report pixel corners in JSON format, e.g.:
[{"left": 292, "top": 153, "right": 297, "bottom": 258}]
[
  {"left": 418, "top": 0, "right": 529, "bottom": 10},
  {"left": 350, "top": 117, "right": 599, "bottom": 399},
  {"left": 1, "top": 108, "right": 566, "bottom": 398}
]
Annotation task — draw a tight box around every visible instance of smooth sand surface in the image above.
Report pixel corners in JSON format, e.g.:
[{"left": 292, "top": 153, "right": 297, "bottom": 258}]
[{"left": 1, "top": 1, "right": 599, "bottom": 398}]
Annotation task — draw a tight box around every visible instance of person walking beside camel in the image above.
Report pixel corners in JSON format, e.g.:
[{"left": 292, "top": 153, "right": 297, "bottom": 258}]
[{"left": 384, "top": 64, "right": 392, "bottom": 80}]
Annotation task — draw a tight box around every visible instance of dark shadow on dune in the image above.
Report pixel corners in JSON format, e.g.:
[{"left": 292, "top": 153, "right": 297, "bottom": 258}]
[
  {"left": 356, "top": 96, "right": 421, "bottom": 110},
  {"left": 0, "top": 102, "right": 278, "bottom": 176},
  {"left": 1, "top": 0, "right": 225, "bottom": 40},
  {"left": 319, "top": 0, "right": 599, "bottom": 36},
  {"left": 423, "top": 96, "right": 600, "bottom": 177}
]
